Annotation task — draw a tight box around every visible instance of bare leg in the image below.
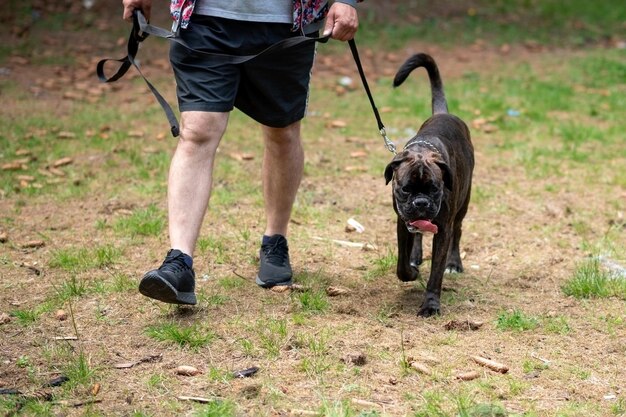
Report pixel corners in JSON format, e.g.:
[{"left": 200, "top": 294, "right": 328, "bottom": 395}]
[
  {"left": 261, "top": 121, "right": 304, "bottom": 238},
  {"left": 168, "top": 111, "right": 229, "bottom": 256}
]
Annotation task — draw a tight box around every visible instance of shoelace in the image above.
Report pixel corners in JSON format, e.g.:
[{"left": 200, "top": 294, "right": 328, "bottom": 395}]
[
  {"left": 160, "top": 253, "right": 190, "bottom": 273},
  {"left": 262, "top": 240, "right": 288, "bottom": 266}
]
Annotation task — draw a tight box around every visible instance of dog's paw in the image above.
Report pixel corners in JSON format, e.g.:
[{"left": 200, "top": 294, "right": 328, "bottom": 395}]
[
  {"left": 417, "top": 299, "right": 441, "bottom": 317},
  {"left": 397, "top": 264, "right": 419, "bottom": 282},
  {"left": 445, "top": 261, "right": 463, "bottom": 274}
]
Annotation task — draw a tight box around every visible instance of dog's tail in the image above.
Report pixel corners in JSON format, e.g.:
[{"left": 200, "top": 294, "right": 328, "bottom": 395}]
[{"left": 393, "top": 53, "right": 448, "bottom": 115}]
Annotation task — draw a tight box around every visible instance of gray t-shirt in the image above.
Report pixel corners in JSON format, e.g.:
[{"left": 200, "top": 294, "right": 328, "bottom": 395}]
[{"left": 195, "top": 0, "right": 293, "bottom": 23}]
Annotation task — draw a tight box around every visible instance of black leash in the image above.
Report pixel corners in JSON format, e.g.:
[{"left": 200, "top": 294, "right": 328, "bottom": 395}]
[
  {"left": 97, "top": 11, "right": 395, "bottom": 154},
  {"left": 97, "top": 11, "right": 329, "bottom": 137},
  {"left": 347, "top": 39, "right": 396, "bottom": 154}
]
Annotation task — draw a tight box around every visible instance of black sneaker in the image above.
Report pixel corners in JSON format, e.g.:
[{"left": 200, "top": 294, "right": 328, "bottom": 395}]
[
  {"left": 139, "top": 249, "right": 197, "bottom": 305},
  {"left": 256, "top": 235, "right": 293, "bottom": 288}
]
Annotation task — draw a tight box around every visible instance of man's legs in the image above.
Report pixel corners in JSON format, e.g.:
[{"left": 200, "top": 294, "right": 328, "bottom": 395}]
[
  {"left": 139, "top": 111, "right": 228, "bottom": 304},
  {"left": 255, "top": 121, "right": 304, "bottom": 288},
  {"left": 168, "top": 111, "right": 229, "bottom": 256},
  {"left": 261, "top": 121, "right": 304, "bottom": 238}
]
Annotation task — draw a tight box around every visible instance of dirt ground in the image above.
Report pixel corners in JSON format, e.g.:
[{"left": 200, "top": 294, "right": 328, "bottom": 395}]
[{"left": 1, "top": 2, "right": 625, "bottom": 417}]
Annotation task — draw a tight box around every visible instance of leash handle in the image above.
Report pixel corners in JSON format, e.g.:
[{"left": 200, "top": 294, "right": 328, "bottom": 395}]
[
  {"left": 97, "top": 10, "right": 180, "bottom": 136},
  {"left": 348, "top": 39, "right": 396, "bottom": 154}
]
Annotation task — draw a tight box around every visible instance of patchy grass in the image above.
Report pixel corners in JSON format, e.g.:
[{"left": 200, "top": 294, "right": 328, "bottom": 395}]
[{"left": 0, "top": 2, "right": 624, "bottom": 417}]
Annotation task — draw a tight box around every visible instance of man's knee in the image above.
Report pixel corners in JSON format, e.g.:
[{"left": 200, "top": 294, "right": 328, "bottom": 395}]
[
  {"left": 263, "top": 121, "right": 301, "bottom": 145},
  {"left": 179, "top": 111, "right": 229, "bottom": 146}
]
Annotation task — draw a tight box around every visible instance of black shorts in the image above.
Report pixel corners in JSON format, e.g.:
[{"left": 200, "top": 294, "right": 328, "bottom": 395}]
[{"left": 169, "top": 15, "right": 318, "bottom": 128}]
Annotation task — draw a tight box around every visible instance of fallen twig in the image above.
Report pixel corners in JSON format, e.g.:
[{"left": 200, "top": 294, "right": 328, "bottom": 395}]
[
  {"left": 177, "top": 395, "right": 213, "bottom": 404},
  {"left": 470, "top": 355, "right": 509, "bottom": 374}
]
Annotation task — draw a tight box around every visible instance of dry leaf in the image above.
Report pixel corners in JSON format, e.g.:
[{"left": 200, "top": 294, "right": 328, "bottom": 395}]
[
  {"left": 444, "top": 319, "right": 484, "bottom": 331},
  {"left": 410, "top": 361, "right": 432, "bottom": 375},
  {"left": 456, "top": 370, "right": 480, "bottom": 381},
  {"left": 91, "top": 383, "right": 101, "bottom": 396},
  {"left": 326, "top": 286, "right": 351, "bottom": 296},
  {"left": 57, "top": 131, "right": 76, "bottom": 139},
  {"left": 269, "top": 285, "right": 291, "bottom": 294},
  {"left": 0, "top": 313, "right": 11, "bottom": 325},
  {"left": 341, "top": 352, "right": 366, "bottom": 366},
  {"left": 329, "top": 120, "right": 347, "bottom": 128},
  {"left": 175, "top": 365, "right": 200, "bottom": 376},
  {"left": 470, "top": 355, "right": 509, "bottom": 374},
  {"left": 2, "top": 162, "right": 25, "bottom": 171},
  {"left": 230, "top": 152, "right": 255, "bottom": 161},
  {"left": 0, "top": 232, "right": 8, "bottom": 243},
  {"left": 349, "top": 151, "right": 368, "bottom": 158},
  {"left": 53, "top": 157, "right": 73, "bottom": 168},
  {"left": 55, "top": 310, "right": 68, "bottom": 321},
  {"left": 48, "top": 167, "right": 66, "bottom": 177},
  {"left": 21, "top": 240, "right": 45, "bottom": 249}
]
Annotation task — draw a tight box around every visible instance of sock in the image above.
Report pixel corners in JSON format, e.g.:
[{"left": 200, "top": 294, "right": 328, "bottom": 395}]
[{"left": 262, "top": 234, "right": 285, "bottom": 245}]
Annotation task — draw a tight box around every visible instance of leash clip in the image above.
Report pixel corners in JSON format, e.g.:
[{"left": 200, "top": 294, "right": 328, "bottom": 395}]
[{"left": 380, "top": 127, "right": 397, "bottom": 154}]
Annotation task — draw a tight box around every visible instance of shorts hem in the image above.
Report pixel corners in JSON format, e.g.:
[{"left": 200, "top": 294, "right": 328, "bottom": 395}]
[{"left": 179, "top": 103, "right": 234, "bottom": 113}]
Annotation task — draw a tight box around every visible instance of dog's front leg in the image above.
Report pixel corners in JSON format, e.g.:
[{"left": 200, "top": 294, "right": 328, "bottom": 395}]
[
  {"left": 410, "top": 233, "right": 423, "bottom": 269},
  {"left": 396, "top": 217, "right": 418, "bottom": 281},
  {"left": 418, "top": 231, "right": 451, "bottom": 316}
]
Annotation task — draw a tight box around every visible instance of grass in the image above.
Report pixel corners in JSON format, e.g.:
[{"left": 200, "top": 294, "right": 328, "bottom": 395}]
[
  {"left": 49, "top": 244, "right": 122, "bottom": 272},
  {"left": 1, "top": 2, "right": 625, "bottom": 417},
  {"left": 562, "top": 257, "right": 626, "bottom": 299},
  {"left": 146, "top": 323, "right": 217, "bottom": 349},
  {"left": 496, "top": 309, "right": 539, "bottom": 332}
]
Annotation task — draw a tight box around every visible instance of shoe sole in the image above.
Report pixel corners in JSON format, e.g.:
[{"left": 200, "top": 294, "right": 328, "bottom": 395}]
[
  {"left": 139, "top": 273, "right": 197, "bottom": 305},
  {"left": 255, "top": 275, "right": 293, "bottom": 289}
]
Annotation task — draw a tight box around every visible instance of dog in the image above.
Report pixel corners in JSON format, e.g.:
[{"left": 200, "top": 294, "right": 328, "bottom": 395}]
[{"left": 384, "top": 53, "right": 474, "bottom": 317}]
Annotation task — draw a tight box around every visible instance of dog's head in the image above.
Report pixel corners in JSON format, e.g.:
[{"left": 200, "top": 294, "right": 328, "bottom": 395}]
[{"left": 384, "top": 146, "right": 452, "bottom": 233}]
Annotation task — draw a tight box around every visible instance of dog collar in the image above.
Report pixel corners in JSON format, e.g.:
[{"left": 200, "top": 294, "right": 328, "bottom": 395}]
[{"left": 404, "top": 139, "right": 440, "bottom": 155}]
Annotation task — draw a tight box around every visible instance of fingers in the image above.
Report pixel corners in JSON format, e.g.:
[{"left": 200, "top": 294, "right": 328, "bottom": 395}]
[
  {"left": 323, "top": 3, "right": 359, "bottom": 41},
  {"left": 122, "top": 0, "right": 151, "bottom": 22}
]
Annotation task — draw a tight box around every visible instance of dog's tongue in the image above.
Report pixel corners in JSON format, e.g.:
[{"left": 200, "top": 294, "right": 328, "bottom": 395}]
[{"left": 410, "top": 220, "right": 438, "bottom": 234}]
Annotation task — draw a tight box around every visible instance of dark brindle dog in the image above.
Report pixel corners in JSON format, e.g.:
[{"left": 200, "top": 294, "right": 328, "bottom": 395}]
[{"left": 384, "top": 53, "right": 474, "bottom": 316}]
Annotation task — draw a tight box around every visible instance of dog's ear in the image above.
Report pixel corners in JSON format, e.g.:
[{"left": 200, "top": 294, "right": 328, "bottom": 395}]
[
  {"left": 436, "top": 160, "right": 453, "bottom": 190},
  {"left": 384, "top": 153, "right": 406, "bottom": 185}
]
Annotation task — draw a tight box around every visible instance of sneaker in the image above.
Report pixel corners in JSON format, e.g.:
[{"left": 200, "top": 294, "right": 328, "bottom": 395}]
[
  {"left": 139, "top": 249, "right": 197, "bottom": 305},
  {"left": 256, "top": 234, "right": 293, "bottom": 288}
]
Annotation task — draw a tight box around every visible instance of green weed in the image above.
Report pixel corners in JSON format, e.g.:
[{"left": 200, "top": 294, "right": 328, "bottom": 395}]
[
  {"left": 114, "top": 204, "right": 165, "bottom": 237},
  {"left": 496, "top": 309, "right": 539, "bottom": 332},
  {"left": 49, "top": 244, "right": 121, "bottom": 272},
  {"left": 295, "top": 289, "right": 329, "bottom": 314},
  {"left": 192, "top": 400, "right": 237, "bottom": 417},
  {"left": 64, "top": 352, "right": 96, "bottom": 388},
  {"left": 364, "top": 249, "right": 396, "bottom": 281},
  {"left": 11, "top": 308, "right": 42, "bottom": 326},
  {"left": 146, "top": 323, "right": 216, "bottom": 350},
  {"left": 562, "top": 257, "right": 626, "bottom": 299},
  {"left": 257, "top": 318, "right": 289, "bottom": 358}
]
